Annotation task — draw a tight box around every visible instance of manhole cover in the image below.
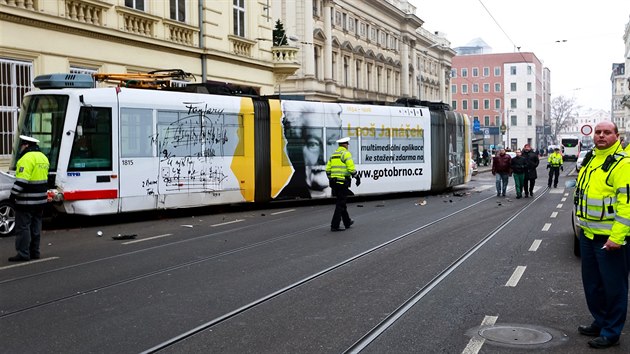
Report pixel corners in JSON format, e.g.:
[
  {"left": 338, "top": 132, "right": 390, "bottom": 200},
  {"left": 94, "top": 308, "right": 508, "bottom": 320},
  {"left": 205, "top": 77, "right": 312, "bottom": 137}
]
[{"left": 479, "top": 325, "right": 553, "bottom": 345}]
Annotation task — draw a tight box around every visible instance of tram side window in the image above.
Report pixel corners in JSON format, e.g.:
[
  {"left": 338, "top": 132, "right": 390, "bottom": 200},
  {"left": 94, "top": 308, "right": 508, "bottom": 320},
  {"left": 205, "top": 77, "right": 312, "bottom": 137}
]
[
  {"left": 68, "top": 107, "right": 112, "bottom": 171},
  {"left": 121, "top": 108, "right": 153, "bottom": 157},
  {"left": 158, "top": 111, "right": 203, "bottom": 158},
  {"left": 221, "top": 113, "right": 243, "bottom": 156}
]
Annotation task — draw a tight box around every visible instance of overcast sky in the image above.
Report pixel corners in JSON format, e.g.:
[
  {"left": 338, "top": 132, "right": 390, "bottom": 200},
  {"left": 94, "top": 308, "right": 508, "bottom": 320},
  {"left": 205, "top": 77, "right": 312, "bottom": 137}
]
[{"left": 410, "top": 0, "right": 630, "bottom": 111}]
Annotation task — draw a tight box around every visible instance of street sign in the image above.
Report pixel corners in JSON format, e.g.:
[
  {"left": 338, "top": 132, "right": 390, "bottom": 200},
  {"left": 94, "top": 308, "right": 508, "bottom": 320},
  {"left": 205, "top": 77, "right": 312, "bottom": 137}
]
[
  {"left": 500, "top": 124, "right": 507, "bottom": 134},
  {"left": 581, "top": 124, "right": 593, "bottom": 136},
  {"left": 473, "top": 120, "right": 480, "bottom": 132}
]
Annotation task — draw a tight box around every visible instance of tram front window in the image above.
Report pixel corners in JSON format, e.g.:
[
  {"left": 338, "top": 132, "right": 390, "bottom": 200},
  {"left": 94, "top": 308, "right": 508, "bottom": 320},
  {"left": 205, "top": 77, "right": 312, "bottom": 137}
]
[
  {"left": 68, "top": 107, "right": 112, "bottom": 171},
  {"left": 13, "top": 95, "right": 69, "bottom": 172}
]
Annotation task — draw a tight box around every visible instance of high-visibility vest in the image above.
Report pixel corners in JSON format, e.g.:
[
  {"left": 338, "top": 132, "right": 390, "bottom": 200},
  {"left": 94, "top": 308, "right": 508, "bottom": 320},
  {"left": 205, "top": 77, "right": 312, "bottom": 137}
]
[
  {"left": 11, "top": 148, "right": 50, "bottom": 208},
  {"left": 326, "top": 146, "right": 356, "bottom": 184},
  {"left": 574, "top": 141, "right": 630, "bottom": 245},
  {"left": 548, "top": 152, "right": 563, "bottom": 167}
]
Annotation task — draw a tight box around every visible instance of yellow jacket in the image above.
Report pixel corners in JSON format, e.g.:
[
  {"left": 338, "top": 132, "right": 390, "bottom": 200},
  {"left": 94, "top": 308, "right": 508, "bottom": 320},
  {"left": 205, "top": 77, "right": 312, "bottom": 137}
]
[
  {"left": 326, "top": 146, "right": 356, "bottom": 184},
  {"left": 575, "top": 141, "right": 630, "bottom": 244}
]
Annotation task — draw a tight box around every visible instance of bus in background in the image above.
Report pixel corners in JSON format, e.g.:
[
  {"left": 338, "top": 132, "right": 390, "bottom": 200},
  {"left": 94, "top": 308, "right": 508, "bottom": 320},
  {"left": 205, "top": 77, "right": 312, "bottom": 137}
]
[{"left": 560, "top": 136, "right": 580, "bottom": 161}]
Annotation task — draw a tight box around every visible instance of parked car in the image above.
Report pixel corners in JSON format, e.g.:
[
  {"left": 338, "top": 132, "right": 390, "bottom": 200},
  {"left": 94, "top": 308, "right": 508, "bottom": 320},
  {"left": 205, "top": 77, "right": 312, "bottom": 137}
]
[
  {"left": 0, "top": 171, "right": 16, "bottom": 236},
  {"left": 470, "top": 159, "right": 478, "bottom": 176},
  {"left": 576, "top": 150, "right": 589, "bottom": 171}
]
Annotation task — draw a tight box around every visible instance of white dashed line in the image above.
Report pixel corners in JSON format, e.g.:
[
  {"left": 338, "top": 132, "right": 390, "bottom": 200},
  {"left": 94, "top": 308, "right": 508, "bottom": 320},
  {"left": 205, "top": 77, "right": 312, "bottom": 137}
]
[
  {"left": 123, "top": 233, "right": 173, "bottom": 245},
  {"left": 506, "top": 266, "right": 527, "bottom": 287},
  {"left": 542, "top": 223, "right": 551, "bottom": 232},
  {"left": 211, "top": 219, "right": 244, "bottom": 227},
  {"left": 550, "top": 211, "right": 558, "bottom": 218},
  {"left": 462, "top": 315, "right": 498, "bottom": 354},
  {"left": 556, "top": 204, "right": 563, "bottom": 208},
  {"left": 271, "top": 209, "right": 295, "bottom": 215},
  {"left": 0, "top": 257, "right": 59, "bottom": 270},
  {"left": 529, "top": 239, "right": 542, "bottom": 252}
]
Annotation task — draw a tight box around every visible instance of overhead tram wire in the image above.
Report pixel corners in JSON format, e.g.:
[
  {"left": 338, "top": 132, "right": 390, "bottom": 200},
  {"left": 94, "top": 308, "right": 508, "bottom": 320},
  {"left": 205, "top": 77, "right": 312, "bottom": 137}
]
[{"left": 476, "top": 0, "right": 531, "bottom": 64}]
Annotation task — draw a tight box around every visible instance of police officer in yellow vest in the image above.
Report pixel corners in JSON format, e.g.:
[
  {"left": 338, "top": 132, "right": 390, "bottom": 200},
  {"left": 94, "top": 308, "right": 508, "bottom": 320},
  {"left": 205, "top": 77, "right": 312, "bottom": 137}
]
[
  {"left": 574, "top": 121, "right": 630, "bottom": 348},
  {"left": 8, "top": 135, "right": 50, "bottom": 262},
  {"left": 326, "top": 137, "right": 360, "bottom": 231},
  {"left": 547, "top": 147, "right": 563, "bottom": 188}
]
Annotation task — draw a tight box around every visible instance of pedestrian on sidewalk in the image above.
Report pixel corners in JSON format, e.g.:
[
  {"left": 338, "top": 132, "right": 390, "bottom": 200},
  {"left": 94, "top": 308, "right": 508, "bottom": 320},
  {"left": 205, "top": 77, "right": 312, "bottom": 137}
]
[{"left": 491, "top": 148, "right": 511, "bottom": 197}]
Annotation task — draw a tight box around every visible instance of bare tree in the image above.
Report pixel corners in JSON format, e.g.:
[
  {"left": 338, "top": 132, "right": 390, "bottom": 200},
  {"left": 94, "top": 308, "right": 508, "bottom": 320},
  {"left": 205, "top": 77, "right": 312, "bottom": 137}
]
[{"left": 549, "top": 95, "right": 579, "bottom": 144}]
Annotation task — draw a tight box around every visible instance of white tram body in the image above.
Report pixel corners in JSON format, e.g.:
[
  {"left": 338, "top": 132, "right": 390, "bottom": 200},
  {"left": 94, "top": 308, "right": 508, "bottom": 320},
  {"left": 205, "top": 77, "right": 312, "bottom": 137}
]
[{"left": 5, "top": 74, "right": 472, "bottom": 220}]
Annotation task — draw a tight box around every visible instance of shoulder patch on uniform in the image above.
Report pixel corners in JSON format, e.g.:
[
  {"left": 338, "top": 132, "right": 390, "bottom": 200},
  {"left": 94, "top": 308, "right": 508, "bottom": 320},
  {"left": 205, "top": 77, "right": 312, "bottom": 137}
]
[{"left": 18, "top": 167, "right": 24, "bottom": 173}]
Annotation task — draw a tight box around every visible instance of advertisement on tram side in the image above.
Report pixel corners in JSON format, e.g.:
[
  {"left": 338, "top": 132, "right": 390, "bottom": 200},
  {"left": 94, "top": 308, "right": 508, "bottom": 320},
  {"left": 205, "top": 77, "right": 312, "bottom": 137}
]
[{"left": 277, "top": 100, "right": 431, "bottom": 199}]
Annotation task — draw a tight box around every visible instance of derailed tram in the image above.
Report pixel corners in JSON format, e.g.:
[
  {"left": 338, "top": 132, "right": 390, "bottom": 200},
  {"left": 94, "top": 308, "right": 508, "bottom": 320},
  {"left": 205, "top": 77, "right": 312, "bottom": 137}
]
[{"left": 2, "top": 72, "right": 472, "bottom": 230}]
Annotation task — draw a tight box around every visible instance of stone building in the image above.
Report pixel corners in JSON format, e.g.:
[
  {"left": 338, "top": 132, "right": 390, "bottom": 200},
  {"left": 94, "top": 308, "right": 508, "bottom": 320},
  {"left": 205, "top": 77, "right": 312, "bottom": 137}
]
[
  {"left": 0, "top": 0, "right": 451, "bottom": 169},
  {"left": 271, "top": 0, "right": 456, "bottom": 103}
]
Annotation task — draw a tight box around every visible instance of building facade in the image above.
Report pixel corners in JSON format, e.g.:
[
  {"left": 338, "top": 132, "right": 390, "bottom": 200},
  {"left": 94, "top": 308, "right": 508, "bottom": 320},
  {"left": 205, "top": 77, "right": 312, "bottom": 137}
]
[
  {"left": 611, "top": 63, "right": 626, "bottom": 140},
  {"left": 0, "top": 0, "right": 450, "bottom": 169},
  {"left": 451, "top": 52, "right": 548, "bottom": 153},
  {"left": 272, "top": 0, "right": 456, "bottom": 103},
  {"left": 621, "top": 17, "right": 630, "bottom": 143}
]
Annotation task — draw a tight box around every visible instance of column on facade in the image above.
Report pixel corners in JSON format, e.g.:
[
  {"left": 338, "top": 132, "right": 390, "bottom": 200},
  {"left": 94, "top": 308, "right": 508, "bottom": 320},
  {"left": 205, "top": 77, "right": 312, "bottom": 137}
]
[
  {"left": 401, "top": 36, "right": 410, "bottom": 97},
  {"left": 323, "top": 1, "right": 333, "bottom": 90},
  {"left": 302, "top": 0, "right": 315, "bottom": 78},
  {"left": 410, "top": 42, "right": 417, "bottom": 98},
  {"left": 439, "top": 67, "right": 447, "bottom": 103}
]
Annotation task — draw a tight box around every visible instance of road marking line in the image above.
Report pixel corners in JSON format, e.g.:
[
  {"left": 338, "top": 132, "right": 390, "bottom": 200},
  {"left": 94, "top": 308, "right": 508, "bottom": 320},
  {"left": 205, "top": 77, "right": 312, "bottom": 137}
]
[
  {"left": 123, "top": 233, "right": 173, "bottom": 245},
  {"left": 556, "top": 203, "right": 563, "bottom": 208},
  {"left": 561, "top": 197, "right": 567, "bottom": 202},
  {"left": 462, "top": 315, "right": 498, "bottom": 354},
  {"left": 475, "top": 185, "right": 493, "bottom": 191},
  {"left": 211, "top": 219, "right": 244, "bottom": 227},
  {"left": 271, "top": 209, "right": 295, "bottom": 215},
  {"left": 542, "top": 223, "right": 551, "bottom": 231},
  {"left": 0, "top": 257, "right": 59, "bottom": 270},
  {"left": 550, "top": 211, "right": 558, "bottom": 218},
  {"left": 506, "top": 266, "right": 527, "bottom": 287},
  {"left": 529, "top": 239, "right": 542, "bottom": 251}
]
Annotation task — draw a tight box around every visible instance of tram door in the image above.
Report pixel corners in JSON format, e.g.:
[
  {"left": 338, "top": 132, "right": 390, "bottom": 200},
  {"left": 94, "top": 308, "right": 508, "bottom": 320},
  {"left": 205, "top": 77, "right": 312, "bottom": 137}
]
[{"left": 118, "top": 107, "right": 159, "bottom": 212}]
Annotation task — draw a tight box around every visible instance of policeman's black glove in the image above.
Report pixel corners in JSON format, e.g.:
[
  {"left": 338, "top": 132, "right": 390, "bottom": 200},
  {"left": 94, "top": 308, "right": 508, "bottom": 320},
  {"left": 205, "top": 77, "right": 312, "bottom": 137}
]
[
  {"left": 355, "top": 175, "right": 361, "bottom": 187},
  {"left": 560, "top": 166, "right": 564, "bottom": 171},
  {"left": 546, "top": 164, "right": 550, "bottom": 169},
  {"left": 328, "top": 177, "right": 335, "bottom": 187}
]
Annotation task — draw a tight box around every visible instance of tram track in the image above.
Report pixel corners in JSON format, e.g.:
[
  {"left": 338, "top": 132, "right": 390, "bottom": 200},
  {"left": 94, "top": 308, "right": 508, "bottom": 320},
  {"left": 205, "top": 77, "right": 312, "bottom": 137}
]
[
  {"left": 1, "top": 188, "right": 543, "bottom": 353},
  {"left": 0, "top": 195, "right": 417, "bottom": 316},
  {"left": 140, "top": 192, "right": 531, "bottom": 353}
]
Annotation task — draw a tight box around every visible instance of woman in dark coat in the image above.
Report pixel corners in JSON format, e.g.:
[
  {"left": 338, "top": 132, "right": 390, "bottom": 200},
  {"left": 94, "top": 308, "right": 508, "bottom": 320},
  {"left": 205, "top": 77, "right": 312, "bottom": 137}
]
[
  {"left": 510, "top": 149, "right": 528, "bottom": 198},
  {"left": 521, "top": 144, "right": 540, "bottom": 197}
]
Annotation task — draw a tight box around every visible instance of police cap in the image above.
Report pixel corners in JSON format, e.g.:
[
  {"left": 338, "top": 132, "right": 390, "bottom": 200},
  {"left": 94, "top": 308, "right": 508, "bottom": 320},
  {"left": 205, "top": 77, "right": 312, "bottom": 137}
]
[
  {"left": 336, "top": 137, "right": 350, "bottom": 144},
  {"left": 19, "top": 135, "right": 40, "bottom": 144}
]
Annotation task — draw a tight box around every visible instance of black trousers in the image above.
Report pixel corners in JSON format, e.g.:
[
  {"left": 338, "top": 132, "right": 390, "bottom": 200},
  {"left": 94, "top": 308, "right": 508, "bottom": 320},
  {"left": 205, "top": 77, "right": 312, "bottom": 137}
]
[
  {"left": 331, "top": 183, "right": 352, "bottom": 228},
  {"left": 548, "top": 167, "right": 560, "bottom": 187},
  {"left": 523, "top": 177, "right": 536, "bottom": 195},
  {"left": 14, "top": 207, "right": 44, "bottom": 259}
]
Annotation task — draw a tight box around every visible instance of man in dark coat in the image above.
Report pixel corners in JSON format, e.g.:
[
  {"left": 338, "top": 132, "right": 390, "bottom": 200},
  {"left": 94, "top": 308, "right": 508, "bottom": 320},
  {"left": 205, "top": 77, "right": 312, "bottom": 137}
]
[
  {"left": 522, "top": 144, "right": 539, "bottom": 197},
  {"left": 492, "top": 148, "right": 512, "bottom": 197}
]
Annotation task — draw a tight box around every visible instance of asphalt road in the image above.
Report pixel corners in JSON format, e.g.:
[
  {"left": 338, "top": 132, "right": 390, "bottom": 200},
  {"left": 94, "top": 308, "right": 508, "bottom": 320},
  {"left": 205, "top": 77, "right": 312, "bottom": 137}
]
[{"left": 1, "top": 162, "right": 627, "bottom": 353}]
